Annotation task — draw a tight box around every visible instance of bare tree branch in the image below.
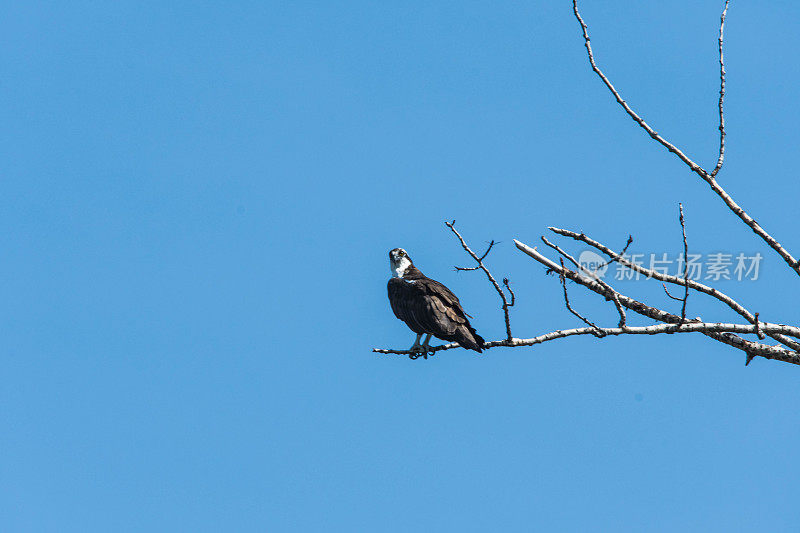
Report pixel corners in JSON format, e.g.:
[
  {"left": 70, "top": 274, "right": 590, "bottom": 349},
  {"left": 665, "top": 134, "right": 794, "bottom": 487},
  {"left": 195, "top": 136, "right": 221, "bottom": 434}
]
[
  {"left": 375, "top": 322, "right": 800, "bottom": 365},
  {"left": 678, "top": 203, "right": 690, "bottom": 323},
  {"left": 374, "top": 226, "right": 799, "bottom": 363},
  {"left": 597, "top": 235, "right": 633, "bottom": 270},
  {"left": 571, "top": 0, "right": 705, "bottom": 175},
  {"left": 753, "top": 312, "right": 765, "bottom": 340},
  {"left": 572, "top": 0, "right": 800, "bottom": 276},
  {"left": 503, "top": 277, "right": 515, "bottom": 307},
  {"left": 513, "top": 239, "right": 800, "bottom": 364},
  {"left": 744, "top": 314, "right": 765, "bottom": 366},
  {"left": 702, "top": 174, "right": 799, "bottom": 276},
  {"left": 446, "top": 221, "right": 515, "bottom": 341},
  {"left": 710, "top": 0, "right": 730, "bottom": 178},
  {"left": 548, "top": 227, "right": 800, "bottom": 352},
  {"left": 541, "top": 235, "right": 627, "bottom": 327},
  {"left": 454, "top": 240, "right": 496, "bottom": 272}
]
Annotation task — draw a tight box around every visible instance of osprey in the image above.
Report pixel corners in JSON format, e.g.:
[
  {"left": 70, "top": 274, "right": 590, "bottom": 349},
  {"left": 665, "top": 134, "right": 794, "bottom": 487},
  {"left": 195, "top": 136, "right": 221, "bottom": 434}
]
[{"left": 387, "top": 248, "right": 485, "bottom": 353}]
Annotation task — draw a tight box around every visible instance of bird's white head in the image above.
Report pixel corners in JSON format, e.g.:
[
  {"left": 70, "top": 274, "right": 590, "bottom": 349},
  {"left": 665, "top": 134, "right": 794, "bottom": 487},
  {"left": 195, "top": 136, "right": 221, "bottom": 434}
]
[{"left": 389, "top": 248, "right": 413, "bottom": 278}]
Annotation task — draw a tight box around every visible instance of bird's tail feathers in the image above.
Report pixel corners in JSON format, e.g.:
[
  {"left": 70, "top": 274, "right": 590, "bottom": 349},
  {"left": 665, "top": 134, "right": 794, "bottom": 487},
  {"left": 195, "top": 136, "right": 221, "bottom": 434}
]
[{"left": 457, "top": 325, "right": 485, "bottom": 353}]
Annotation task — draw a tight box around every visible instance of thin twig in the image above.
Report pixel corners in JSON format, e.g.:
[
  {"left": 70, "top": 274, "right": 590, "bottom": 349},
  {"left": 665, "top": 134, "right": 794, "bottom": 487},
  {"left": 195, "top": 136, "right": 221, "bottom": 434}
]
[
  {"left": 597, "top": 235, "right": 634, "bottom": 269},
  {"left": 662, "top": 283, "right": 684, "bottom": 301},
  {"left": 559, "top": 258, "right": 606, "bottom": 337},
  {"left": 710, "top": 0, "right": 729, "bottom": 178},
  {"left": 753, "top": 312, "right": 765, "bottom": 340},
  {"left": 678, "top": 203, "right": 689, "bottom": 323},
  {"left": 454, "top": 240, "right": 496, "bottom": 271},
  {"left": 746, "top": 310, "right": 763, "bottom": 366},
  {"left": 446, "top": 221, "right": 514, "bottom": 341},
  {"left": 503, "top": 278, "right": 516, "bottom": 306}
]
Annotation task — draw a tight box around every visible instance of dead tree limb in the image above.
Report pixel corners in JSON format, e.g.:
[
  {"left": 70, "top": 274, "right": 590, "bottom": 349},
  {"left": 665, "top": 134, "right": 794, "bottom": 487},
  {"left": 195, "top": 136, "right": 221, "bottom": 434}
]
[
  {"left": 572, "top": 0, "right": 799, "bottom": 277},
  {"left": 375, "top": 322, "right": 800, "bottom": 365},
  {"left": 710, "top": 0, "right": 729, "bottom": 178},
  {"left": 446, "top": 221, "right": 515, "bottom": 341}
]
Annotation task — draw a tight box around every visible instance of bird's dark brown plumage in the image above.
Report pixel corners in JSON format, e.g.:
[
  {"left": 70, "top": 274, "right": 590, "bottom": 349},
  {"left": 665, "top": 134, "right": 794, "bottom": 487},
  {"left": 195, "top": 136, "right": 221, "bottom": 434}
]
[{"left": 388, "top": 261, "right": 484, "bottom": 352}]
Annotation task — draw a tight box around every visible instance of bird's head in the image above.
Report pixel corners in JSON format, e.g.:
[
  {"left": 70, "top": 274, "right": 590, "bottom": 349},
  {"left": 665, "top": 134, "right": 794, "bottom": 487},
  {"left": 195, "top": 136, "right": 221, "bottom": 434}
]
[{"left": 389, "top": 248, "right": 413, "bottom": 278}]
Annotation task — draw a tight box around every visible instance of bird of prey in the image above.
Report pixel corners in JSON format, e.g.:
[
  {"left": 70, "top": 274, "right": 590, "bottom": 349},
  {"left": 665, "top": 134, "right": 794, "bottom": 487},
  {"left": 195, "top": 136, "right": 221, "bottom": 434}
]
[{"left": 387, "top": 248, "right": 485, "bottom": 354}]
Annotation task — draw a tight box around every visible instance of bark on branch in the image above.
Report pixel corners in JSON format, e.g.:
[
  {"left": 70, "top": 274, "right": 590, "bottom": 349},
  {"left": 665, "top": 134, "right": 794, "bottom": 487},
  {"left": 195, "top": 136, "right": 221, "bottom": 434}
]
[
  {"left": 513, "top": 239, "right": 800, "bottom": 365},
  {"left": 375, "top": 322, "right": 800, "bottom": 365},
  {"left": 546, "top": 227, "right": 800, "bottom": 352}
]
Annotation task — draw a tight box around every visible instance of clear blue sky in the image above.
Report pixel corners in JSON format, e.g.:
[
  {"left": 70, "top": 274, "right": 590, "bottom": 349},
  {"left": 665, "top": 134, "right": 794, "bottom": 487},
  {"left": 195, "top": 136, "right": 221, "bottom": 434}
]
[{"left": 2, "top": 1, "right": 799, "bottom": 531}]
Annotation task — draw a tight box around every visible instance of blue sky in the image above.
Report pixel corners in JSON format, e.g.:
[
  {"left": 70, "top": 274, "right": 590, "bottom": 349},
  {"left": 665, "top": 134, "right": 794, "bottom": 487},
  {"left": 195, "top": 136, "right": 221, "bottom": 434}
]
[{"left": 2, "top": 1, "right": 800, "bottom": 531}]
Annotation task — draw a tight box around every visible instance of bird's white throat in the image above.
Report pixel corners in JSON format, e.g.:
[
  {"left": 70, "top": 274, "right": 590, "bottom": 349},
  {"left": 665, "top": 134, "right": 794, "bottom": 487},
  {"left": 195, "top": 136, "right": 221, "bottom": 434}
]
[{"left": 391, "top": 256, "right": 412, "bottom": 278}]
